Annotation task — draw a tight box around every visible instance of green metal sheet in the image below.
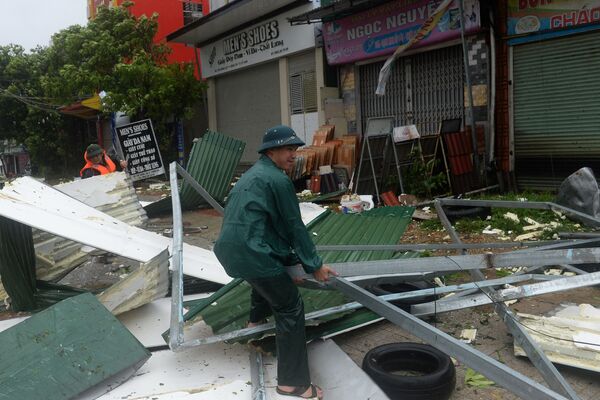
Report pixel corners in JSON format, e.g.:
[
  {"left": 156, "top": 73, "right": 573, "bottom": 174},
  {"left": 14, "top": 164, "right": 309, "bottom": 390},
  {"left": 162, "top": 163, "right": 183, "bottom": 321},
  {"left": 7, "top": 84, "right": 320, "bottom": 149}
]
[
  {"left": 513, "top": 31, "right": 600, "bottom": 159},
  {"left": 308, "top": 206, "right": 415, "bottom": 263},
  {"left": 0, "top": 293, "right": 150, "bottom": 400},
  {"left": 180, "top": 206, "right": 418, "bottom": 345},
  {"left": 0, "top": 216, "right": 37, "bottom": 311},
  {"left": 180, "top": 131, "right": 246, "bottom": 208},
  {"left": 144, "top": 131, "right": 245, "bottom": 216}
]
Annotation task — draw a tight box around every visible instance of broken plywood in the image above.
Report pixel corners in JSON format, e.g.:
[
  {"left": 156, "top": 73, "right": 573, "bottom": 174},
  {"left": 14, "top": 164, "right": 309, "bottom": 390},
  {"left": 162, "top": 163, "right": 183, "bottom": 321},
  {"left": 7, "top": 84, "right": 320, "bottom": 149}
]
[{"left": 514, "top": 304, "right": 600, "bottom": 372}]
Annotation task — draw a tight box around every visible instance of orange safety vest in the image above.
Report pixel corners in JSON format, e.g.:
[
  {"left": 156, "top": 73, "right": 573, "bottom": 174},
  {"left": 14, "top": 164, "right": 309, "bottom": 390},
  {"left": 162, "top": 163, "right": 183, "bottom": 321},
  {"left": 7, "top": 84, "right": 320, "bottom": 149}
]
[{"left": 80, "top": 150, "right": 117, "bottom": 177}]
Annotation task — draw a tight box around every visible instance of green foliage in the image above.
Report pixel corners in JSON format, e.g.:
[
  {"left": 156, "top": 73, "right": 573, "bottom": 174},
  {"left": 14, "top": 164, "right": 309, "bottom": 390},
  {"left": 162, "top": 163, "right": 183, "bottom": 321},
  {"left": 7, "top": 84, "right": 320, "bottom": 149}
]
[
  {"left": 419, "top": 218, "right": 443, "bottom": 231},
  {"left": 464, "top": 368, "right": 495, "bottom": 387},
  {"left": 402, "top": 147, "right": 448, "bottom": 198},
  {"left": 0, "top": 2, "right": 206, "bottom": 177},
  {"left": 416, "top": 191, "right": 590, "bottom": 240}
]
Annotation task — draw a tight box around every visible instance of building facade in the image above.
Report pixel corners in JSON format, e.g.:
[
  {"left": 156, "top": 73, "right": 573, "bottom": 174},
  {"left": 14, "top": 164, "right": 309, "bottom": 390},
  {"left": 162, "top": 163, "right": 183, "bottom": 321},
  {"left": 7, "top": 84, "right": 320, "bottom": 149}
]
[
  {"left": 169, "top": 0, "right": 325, "bottom": 165},
  {"left": 496, "top": 0, "right": 600, "bottom": 190},
  {"left": 88, "top": 0, "right": 207, "bottom": 71}
]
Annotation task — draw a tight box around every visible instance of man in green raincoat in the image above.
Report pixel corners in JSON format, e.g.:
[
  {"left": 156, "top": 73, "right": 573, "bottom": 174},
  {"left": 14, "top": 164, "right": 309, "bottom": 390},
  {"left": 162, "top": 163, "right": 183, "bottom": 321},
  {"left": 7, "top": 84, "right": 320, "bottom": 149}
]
[{"left": 215, "top": 125, "right": 336, "bottom": 400}]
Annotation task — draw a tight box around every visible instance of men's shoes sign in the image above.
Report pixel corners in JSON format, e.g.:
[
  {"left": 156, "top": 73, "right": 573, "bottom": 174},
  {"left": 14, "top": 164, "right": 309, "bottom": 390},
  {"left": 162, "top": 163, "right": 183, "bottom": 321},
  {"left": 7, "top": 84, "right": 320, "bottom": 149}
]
[{"left": 116, "top": 119, "right": 165, "bottom": 182}]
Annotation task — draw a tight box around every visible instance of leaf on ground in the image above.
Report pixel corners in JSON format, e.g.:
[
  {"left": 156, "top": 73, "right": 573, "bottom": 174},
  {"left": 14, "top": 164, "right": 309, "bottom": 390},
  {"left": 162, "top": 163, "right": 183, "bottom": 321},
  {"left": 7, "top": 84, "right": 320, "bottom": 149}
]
[{"left": 465, "top": 368, "right": 495, "bottom": 388}]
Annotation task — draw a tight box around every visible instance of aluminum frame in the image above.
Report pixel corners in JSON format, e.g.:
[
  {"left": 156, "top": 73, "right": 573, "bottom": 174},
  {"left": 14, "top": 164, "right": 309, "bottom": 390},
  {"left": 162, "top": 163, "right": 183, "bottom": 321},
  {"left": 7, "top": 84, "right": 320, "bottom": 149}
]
[
  {"left": 330, "top": 277, "right": 571, "bottom": 400},
  {"left": 167, "top": 166, "right": 599, "bottom": 399},
  {"left": 434, "top": 198, "right": 586, "bottom": 399}
]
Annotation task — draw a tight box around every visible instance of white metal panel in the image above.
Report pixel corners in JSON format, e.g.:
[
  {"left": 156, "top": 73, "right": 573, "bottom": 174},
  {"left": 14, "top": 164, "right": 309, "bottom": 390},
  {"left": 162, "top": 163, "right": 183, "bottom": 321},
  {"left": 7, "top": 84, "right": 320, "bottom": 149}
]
[
  {"left": 34, "top": 172, "right": 148, "bottom": 280},
  {"left": 0, "top": 177, "right": 231, "bottom": 284}
]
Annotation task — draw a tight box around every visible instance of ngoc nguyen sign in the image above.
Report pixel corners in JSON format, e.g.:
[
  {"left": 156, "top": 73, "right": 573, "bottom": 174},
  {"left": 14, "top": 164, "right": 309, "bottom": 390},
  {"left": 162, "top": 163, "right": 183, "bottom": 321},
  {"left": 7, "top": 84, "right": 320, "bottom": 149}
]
[{"left": 322, "top": 0, "right": 480, "bottom": 65}]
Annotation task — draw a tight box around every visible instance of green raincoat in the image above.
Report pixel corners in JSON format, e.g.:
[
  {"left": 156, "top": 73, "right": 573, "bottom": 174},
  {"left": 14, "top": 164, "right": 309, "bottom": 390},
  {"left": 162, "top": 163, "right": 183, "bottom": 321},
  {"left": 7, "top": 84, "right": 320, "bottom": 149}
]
[{"left": 214, "top": 155, "right": 322, "bottom": 279}]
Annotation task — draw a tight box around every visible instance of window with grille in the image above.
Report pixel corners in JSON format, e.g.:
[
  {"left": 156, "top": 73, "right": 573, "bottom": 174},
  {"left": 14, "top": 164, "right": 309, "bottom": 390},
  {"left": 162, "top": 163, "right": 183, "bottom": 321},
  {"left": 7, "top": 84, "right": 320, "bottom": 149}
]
[
  {"left": 289, "top": 71, "right": 317, "bottom": 115},
  {"left": 183, "top": 1, "right": 203, "bottom": 25}
]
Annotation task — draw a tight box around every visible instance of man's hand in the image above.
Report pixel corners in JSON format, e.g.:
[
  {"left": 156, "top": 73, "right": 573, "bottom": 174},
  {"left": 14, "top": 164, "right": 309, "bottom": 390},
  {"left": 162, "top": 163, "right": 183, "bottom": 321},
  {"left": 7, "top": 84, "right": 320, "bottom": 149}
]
[
  {"left": 119, "top": 159, "right": 128, "bottom": 169},
  {"left": 312, "top": 265, "right": 337, "bottom": 282}
]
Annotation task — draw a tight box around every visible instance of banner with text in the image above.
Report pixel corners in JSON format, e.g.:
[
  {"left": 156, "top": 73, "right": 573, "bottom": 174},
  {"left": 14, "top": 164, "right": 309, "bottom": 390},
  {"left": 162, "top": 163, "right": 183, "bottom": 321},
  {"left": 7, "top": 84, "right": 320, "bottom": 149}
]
[
  {"left": 115, "top": 119, "right": 165, "bottom": 182},
  {"left": 200, "top": 4, "right": 317, "bottom": 78},
  {"left": 508, "top": 0, "right": 600, "bottom": 36},
  {"left": 323, "top": 0, "right": 480, "bottom": 65}
]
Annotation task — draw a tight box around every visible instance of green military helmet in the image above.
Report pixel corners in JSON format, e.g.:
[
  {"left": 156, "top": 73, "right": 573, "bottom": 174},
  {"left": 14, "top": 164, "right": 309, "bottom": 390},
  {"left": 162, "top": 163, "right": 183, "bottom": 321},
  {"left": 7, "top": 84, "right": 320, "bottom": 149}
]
[
  {"left": 86, "top": 143, "right": 103, "bottom": 157},
  {"left": 258, "top": 125, "right": 305, "bottom": 153}
]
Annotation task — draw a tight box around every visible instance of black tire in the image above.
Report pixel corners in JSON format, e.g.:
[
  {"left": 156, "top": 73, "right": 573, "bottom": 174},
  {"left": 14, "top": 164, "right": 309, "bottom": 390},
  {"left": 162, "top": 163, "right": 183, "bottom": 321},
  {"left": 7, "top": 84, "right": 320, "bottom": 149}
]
[
  {"left": 362, "top": 343, "right": 456, "bottom": 400},
  {"left": 364, "top": 281, "right": 438, "bottom": 312},
  {"left": 441, "top": 205, "right": 491, "bottom": 223}
]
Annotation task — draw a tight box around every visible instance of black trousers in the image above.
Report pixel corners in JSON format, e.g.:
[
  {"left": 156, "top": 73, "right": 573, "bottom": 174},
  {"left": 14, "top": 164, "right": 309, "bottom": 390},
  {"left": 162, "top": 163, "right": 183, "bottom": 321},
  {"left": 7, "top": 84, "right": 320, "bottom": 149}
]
[{"left": 246, "top": 273, "right": 311, "bottom": 387}]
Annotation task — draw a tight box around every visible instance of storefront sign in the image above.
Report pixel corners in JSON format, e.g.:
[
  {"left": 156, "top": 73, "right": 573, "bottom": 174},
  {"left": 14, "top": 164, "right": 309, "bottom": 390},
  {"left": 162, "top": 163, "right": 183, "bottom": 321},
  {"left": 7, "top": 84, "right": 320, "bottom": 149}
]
[
  {"left": 200, "top": 4, "right": 317, "bottom": 78},
  {"left": 508, "top": 0, "right": 600, "bottom": 35},
  {"left": 323, "top": 0, "right": 480, "bottom": 65},
  {"left": 115, "top": 119, "right": 165, "bottom": 182}
]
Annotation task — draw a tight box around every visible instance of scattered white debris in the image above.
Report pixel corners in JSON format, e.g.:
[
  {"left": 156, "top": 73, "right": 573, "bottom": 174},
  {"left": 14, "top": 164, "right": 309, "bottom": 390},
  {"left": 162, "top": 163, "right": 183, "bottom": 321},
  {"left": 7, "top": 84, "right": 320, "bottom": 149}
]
[
  {"left": 433, "top": 277, "right": 445, "bottom": 287},
  {"left": 518, "top": 197, "right": 527, "bottom": 202},
  {"left": 544, "top": 269, "right": 563, "bottom": 276},
  {"left": 460, "top": 329, "right": 478, "bottom": 344},
  {"left": 524, "top": 217, "right": 538, "bottom": 225},
  {"left": 552, "top": 210, "right": 564, "bottom": 218},
  {"left": 515, "top": 231, "right": 543, "bottom": 241},
  {"left": 486, "top": 215, "right": 492, "bottom": 220},
  {"left": 503, "top": 212, "right": 520, "bottom": 223},
  {"left": 422, "top": 206, "right": 431, "bottom": 213},
  {"left": 443, "top": 235, "right": 451, "bottom": 240},
  {"left": 482, "top": 225, "right": 504, "bottom": 235},
  {"left": 504, "top": 299, "right": 518, "bottom": 306},
  {"left": 523, "top": 223, "right": 548, "bottom": 232}
]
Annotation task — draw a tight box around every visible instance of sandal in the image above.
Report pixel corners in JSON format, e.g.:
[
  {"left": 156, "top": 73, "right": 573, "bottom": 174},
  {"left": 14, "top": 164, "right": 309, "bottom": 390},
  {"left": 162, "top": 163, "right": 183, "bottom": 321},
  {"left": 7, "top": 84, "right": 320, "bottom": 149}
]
[{"left": 276, "top": 384, "right": 322, "bottom": 399}]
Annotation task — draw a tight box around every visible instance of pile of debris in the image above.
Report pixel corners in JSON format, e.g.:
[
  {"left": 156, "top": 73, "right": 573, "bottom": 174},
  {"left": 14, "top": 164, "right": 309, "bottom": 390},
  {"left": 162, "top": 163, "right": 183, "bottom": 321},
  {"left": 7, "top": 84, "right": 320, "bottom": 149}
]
[{"left": 1, "top": 150, "right": 600, "bottom": 400}]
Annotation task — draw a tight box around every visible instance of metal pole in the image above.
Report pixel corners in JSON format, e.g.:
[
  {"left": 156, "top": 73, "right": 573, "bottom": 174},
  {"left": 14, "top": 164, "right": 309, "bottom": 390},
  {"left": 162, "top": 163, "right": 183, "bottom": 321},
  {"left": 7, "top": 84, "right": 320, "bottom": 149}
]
[
  {"left": 249, "top": 350, "right": 267, "bottom": 400},
  {"left": 389, "top": 133, "right": 405, "bottom": 193},
  {"left": 175, "top": 163, "right": 224, "bottom": 215},
  {"left": 331, "top": 277, "right": 569, "bottom": 400},
  {"left": 169, "top": 162, "right": 185, "bottom": 350},
  {"left": 286, "top": 247, "right": 600, "bottom": 279},
  {"left": 179, "top": 273, "right": 561, "bottom": 348},
  {"left": 365, "top": 137, "right": 381, "bottom": 203},
  {"left": 434, "top": 200, "right": 581, "bottom": 400},
  {"left": 315, "top": 240, "right": 563, "bottom": 251},
  {"left": 458, "top": 0, "right": 481, "bottom": 177}
]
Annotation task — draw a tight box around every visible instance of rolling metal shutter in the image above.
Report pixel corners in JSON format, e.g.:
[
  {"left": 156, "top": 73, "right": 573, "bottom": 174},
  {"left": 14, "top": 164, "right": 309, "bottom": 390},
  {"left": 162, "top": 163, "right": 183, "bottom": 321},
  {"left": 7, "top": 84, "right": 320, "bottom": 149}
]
[
  {"left": 215, "top": 61, "right": 281, "bottom": 164},
  {"left": 359, "top": 45, "right": 464, "bottom": 136},
  {"left": 513, "top": 31, "right": 600, "bottom": 189}
]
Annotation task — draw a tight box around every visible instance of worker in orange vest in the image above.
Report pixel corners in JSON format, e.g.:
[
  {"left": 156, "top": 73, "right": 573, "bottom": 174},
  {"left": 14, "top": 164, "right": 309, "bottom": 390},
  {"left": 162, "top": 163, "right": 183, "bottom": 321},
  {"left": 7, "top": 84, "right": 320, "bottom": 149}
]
[{"left": 80, "top": 144, "right": 127, "bottom": 179}]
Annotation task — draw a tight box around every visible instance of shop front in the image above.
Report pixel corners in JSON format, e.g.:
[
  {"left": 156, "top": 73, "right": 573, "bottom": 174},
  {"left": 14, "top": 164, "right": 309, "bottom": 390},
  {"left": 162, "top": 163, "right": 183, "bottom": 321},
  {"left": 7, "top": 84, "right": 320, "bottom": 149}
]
[
  {"left": 188, "top": 2, "right": 320, "bottom": 165},
  {"left": 320, "top": 0, "right": 486, "bottom": 137},
  {"left": 507, "top": 0, "right": 600, "bottom": 189}
]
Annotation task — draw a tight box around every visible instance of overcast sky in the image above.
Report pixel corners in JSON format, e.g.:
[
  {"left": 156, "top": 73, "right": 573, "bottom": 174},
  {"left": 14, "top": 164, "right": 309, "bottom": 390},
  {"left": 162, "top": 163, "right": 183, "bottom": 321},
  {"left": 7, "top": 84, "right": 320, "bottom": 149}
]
[{"left": 0, "top": 1, "right": 88, "bottom": 51}]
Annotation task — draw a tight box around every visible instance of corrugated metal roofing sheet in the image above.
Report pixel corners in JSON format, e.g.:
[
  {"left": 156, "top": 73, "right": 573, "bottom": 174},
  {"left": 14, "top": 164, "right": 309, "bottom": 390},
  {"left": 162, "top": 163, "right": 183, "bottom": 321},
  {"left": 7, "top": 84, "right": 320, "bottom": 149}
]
[
  {"left": 181, "top": 206, "right": 417, "bottom": 343},
  {"left": 0, "top": 293, "right": 150, "bottom": 399},
  {"left": 34, "top": 172, "right": 148, "bottom": 280},
  {"left": 145, "top": 131, "right": 245, "bottom": 216},
  {"left": 308, "top": 206, "right": 415, "bottom": 263},
  {"left": 180, "top": 131, "right": 246, "bottom": 208}
]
